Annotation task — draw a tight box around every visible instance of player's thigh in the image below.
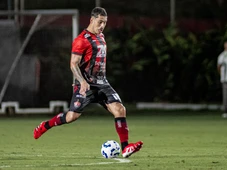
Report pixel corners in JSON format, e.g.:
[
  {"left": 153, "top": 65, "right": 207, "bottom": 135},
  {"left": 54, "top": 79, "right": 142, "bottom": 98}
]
[
  {"left": 98, "top": 85, "right": 125, "bottom": 117},
  {"left": 99, "top": 85, "right": 122, "bottom": 104}
]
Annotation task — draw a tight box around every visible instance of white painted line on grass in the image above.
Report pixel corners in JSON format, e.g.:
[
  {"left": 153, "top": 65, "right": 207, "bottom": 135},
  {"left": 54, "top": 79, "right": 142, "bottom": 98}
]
[
  {"left": 0, "top": 165, "right": 10, "bottom": 168},
  {"left": 0, "top": 153, "right": 92, "bottom": 158},
  {"left": 52, "top": 158, "right": 131, "bottom": 167},
  {"left": 0, "top": 157, "right": 131, "bottom": 169},
  {"left": 1, "top": 154, "right": 43, "bottom": 157},
  {"left": 114, "top": 158, "right": 131, "bottom": 163}
]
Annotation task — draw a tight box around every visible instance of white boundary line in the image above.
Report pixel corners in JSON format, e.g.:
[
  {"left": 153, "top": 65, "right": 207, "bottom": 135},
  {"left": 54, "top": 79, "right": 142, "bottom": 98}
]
[
  {"left": 0, "top": 156, "right": 131, "bottom": 169},
  {"left": 1, "top": 153, "right": 90, "bottom": 158},
  {"left": 52, "top": 158, "right": 131, "bottom": 167}
]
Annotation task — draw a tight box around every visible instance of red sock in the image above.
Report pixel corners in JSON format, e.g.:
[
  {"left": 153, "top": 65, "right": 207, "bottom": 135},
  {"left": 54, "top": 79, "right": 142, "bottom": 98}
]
[
  {"left": 115, "top": 117, "right": 129, "bottom": 149},
  {"left": 44, "top": 113, "right": 67, "bottom": 129}
]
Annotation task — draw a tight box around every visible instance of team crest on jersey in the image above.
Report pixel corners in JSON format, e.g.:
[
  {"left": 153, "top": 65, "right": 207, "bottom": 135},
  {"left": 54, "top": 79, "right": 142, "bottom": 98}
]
[{"left": 74, "top": 100, "right": 81, "bottom": 108}]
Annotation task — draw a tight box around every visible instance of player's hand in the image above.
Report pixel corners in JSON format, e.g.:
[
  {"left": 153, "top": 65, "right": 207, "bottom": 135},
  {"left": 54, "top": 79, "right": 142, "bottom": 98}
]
[{"left": 80, "top": 80, "right": 90, "bottom": 96}]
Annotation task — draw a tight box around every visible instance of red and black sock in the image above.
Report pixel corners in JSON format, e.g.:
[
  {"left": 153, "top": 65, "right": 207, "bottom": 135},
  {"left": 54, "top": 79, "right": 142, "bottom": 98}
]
[
  {"left": 44, "top": 112, "right": 67, "bottom": 130},
  {"left": 115, "top": 117, "right": 129, "bottom": 150}
]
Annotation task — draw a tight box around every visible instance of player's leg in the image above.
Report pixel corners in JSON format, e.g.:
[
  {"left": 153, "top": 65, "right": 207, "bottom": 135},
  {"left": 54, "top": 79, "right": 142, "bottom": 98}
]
[
  {"left": 33, "top": 85, "right": 93, "bottom": 139},
  {"left": 105, "top": 102, "right": 128, "bottom": 148},
  {"left": 33, "top": 110, "right": 81, "bottom": 139},
  {"left": 106, "top": 102, "right": 143, "bottom": 158},
  {"left": 99, "top": 85, "right": 143, "bottom": 157},
  {"left": 222, "top": 83, "right": 227, "bottom": 115}
]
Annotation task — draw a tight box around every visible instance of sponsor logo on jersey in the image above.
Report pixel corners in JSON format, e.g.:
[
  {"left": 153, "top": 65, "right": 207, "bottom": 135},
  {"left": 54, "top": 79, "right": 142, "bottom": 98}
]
[{"left": 96, "top": 45, "right": 106, "bottom": 58}]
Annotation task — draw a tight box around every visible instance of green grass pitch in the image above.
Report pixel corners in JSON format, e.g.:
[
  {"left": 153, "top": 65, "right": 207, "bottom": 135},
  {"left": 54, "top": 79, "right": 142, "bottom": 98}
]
[{"left": 0, "top": 111, "right": 227, "bottom": 170}]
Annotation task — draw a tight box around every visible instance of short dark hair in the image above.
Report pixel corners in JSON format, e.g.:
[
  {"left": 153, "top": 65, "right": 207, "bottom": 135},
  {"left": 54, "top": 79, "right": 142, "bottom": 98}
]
[{"left": 91, "top": 7, "right": 107, "bottom": 18}]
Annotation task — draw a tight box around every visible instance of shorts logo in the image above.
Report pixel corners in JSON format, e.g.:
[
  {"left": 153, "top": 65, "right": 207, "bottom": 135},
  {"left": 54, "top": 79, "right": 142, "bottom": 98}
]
[{"left": 74, "top": 100, "right": 81, "bottom": 108}]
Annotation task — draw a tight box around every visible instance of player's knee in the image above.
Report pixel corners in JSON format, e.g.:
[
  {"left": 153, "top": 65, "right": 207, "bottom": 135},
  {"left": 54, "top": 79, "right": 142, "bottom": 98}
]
[
  {"left": 66, "top": 111, "right": 81, "bottom": 123},
  {"left": 115, "top": 103, "right": 126, "bottom": 117},
  {"left": 120, "top": 104, "right": 126, "bottom": 114}
]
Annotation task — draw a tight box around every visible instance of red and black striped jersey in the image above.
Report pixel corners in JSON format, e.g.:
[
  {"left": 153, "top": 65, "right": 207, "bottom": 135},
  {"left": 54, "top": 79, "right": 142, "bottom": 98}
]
[{"left": 72, "top": 29, "right": 108, "bottom": 85}]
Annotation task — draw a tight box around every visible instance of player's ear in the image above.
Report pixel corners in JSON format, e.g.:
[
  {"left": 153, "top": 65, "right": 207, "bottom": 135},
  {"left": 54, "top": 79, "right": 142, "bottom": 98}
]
[{"left": 90, "top": 17, "right": 94, "bottom": 23}]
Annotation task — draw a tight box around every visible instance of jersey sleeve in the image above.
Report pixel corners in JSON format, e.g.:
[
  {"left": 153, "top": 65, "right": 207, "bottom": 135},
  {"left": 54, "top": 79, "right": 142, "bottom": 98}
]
[{"left": 71, "top": 37, "right": 87, "bottom": 56}]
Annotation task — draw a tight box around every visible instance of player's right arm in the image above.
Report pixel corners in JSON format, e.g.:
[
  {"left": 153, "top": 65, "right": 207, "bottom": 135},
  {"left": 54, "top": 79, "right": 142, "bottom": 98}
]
[
  {"left": 70, "top": 53, "right": 90, "bottom": 96},
  {"left": 217, "top": 65, "right": 221, "bottom": 74}
]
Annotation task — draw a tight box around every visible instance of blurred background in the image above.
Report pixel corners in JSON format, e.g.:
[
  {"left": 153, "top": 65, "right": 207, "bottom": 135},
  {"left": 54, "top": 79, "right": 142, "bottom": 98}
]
[{"left": 0, "top": 0, "right": 227, "bottom": 108}]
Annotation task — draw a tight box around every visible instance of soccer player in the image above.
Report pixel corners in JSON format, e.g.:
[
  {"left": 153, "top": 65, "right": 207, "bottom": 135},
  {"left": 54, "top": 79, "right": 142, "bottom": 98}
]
[
  {"left": 217, "top": 40, "right": 227, "bottom": 117},
  {"left": 33, "top": 7, "right": 143, "bottom": 158}
]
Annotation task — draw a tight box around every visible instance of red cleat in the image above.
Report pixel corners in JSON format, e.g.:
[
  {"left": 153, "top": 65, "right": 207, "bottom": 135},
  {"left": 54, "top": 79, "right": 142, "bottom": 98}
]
[
  {"left": 33, "top": 122, "right": 47, "bottom": 139},
  {"left": 122, "top": 141, "right": 143, "bottom": 158}
]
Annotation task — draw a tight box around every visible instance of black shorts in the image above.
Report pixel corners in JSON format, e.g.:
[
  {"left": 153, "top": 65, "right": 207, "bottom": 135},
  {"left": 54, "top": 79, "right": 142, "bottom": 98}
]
[{"left": 69, "top": 83, "right": 122, "bottom": 113}]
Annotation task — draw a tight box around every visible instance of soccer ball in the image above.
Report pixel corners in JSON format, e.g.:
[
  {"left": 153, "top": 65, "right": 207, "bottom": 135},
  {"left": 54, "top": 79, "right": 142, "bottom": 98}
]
[{"left": 101, "top": 140, "right": 121, "bottom": 158}]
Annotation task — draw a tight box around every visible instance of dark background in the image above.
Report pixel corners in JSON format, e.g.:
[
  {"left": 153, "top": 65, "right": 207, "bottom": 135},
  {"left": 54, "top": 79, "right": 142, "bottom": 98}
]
[{"left": 0, "top": 0, "right": 227, "bottom": 107}]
